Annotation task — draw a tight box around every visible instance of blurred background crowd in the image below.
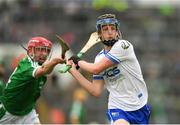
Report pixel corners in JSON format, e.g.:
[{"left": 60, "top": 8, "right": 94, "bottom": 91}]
[{"left": 0, "top": 0, "right": 180, "bottom": 124}]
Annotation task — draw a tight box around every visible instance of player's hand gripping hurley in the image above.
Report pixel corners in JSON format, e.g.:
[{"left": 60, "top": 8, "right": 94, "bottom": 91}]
[{"left": 59, "top": 32, "right": 101, "bottom": 73}]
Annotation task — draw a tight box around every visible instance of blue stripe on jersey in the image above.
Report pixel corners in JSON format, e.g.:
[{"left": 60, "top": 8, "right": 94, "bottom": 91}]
[
  {"left": 93, "top": 75, "right": 103, "bottom": 80},
  {"left": 105, "top": 53, "right": 120, "bottom": 64},
  {"left": 97, "top": 51, "right": 104, "bottom": 56}
]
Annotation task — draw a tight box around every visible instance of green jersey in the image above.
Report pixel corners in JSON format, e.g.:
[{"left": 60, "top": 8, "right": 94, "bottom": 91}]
[
  {"left": 0, "top": 80, "right": 5, "bottom": 96},
  {"left": 0, "top": 57, "right": 46, "bottom": 116}
]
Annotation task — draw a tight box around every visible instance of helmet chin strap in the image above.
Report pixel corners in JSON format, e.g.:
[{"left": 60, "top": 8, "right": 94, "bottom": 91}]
[
  {"left": 102, "top": 39, "right": 118, "bottom": 46},
  {"left": 100, "top": 32, "right": 119, "bottom": 47}
]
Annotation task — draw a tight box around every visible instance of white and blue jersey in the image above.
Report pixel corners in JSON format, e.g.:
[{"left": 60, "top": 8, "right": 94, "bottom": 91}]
[{"left": 93, "top": 40, "right": 148, "bottom": 111}]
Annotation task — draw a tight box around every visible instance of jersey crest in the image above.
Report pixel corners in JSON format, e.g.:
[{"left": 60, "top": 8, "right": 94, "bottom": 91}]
[{"left": 121, "top": 41, "right": 130, "bottom": 49}]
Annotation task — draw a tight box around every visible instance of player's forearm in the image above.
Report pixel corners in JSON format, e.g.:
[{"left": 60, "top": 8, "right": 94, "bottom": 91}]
[
  {"left": 69, "top": 69, "right": 100, "bottom": 97},
  {"left": 78, "top": 60, "right": 100, "bottom": 74},
  {"left": 35, "top": 58, "right": 63, "bottom": 78},
  {"left": 78, "top": 57, "right": 114, "bottom": 74},
  {"left": 42, "top": 58, "right": 61, "bottom": 74}
]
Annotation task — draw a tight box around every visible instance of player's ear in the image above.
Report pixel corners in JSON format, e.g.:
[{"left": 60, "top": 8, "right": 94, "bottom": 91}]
[
  {"left": 97, "top": 32, "right": 103, "bottom": 41},
  {"left": 115, "top": 32, "right": 119, "bottom": 39}
]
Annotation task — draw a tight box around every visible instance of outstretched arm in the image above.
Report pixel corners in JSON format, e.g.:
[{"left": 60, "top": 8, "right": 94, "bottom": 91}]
[{"left": 35, "top": 57, "right": 65, "bottom": 78}]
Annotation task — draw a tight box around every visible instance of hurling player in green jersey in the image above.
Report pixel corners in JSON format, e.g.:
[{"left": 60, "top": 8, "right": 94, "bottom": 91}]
[
  {"left": 0, "top": 37, "right": 65, "bottom": 124},
  {"left": 0, "top": 62, "right": 5, "bottom": 96}
]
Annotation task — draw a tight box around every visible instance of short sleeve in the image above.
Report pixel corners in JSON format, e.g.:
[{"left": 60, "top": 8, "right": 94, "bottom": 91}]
[
  {"left": 92, "top": 51, "right": 105, "bottom": 80},
  {"left": 93, "top": 74, "right": 104, "bottom": 80},
  {"left": 105, "top": 40, "right": 133, "bottom": 63},
  {"left": 18, "top": 58, "right": 39, "bottom": 78}
]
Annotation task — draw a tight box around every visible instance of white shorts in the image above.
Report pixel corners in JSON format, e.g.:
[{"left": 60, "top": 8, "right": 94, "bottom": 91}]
[{"left": 0, "top": 109, "right": 40, "bottom": 124}]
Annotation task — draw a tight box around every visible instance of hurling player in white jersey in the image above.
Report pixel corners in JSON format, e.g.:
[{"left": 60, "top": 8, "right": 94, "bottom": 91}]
[{"left": 68, "top": 14, "right": 151, "bottom": 125}]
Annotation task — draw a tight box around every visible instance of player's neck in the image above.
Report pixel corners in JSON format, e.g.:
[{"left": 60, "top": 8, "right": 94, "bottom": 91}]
[{"left": 104, "top": 45, "right": 112, "bottom": 51}]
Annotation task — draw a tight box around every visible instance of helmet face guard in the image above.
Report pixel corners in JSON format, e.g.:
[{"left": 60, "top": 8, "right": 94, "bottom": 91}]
[
  {"left": 96, "top": 14, "right": 122, "bottom": 41},
  {"left": 27, "top": 37, "right": 52, "bottom": 64},
  {"left": 96, "top": 18, "right": 120, "bottom": 31},
  {"left": 96, "top": 14, "right": 122, "bottom": 46}
]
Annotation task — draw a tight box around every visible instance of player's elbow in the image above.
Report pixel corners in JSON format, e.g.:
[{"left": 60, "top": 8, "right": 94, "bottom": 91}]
[
  {"left": 91, "top": 91, "right": 101, "bottom": 97},
  {"left": 93, "top": 93, "right": 101, "bottom": 98}
]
